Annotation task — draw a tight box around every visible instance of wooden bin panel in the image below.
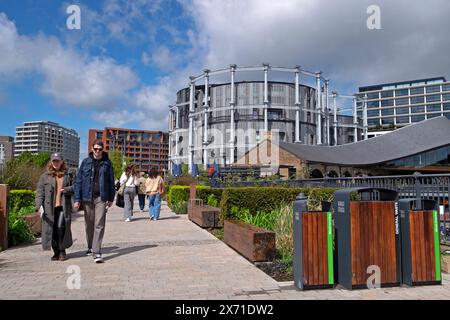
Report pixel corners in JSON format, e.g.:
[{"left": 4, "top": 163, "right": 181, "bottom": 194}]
[
  {"left": 409, "top": 210, "right": 436, "bottom": 283},
  {"left": 350, "top": 201, "right": 397, "bottom": 286},
  {"left": 302, "top": 212, "right": 329, "bottom": 286}
]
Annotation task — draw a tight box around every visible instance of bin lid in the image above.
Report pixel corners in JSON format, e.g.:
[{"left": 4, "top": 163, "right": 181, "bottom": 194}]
[
  {"left": 398, "top": 198, "right": 436, "bottom": 211},
  {"left": 333, "top": 187, "right": 397, "bottom": 202}
]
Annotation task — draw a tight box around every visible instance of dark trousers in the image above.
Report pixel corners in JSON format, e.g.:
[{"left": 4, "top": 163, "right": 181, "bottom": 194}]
[
  {"left": 52, "top": 206, "right": 65, "bottom": 255},
  {"left": 138, "top": 194, "right": 146, "bottom": 210}
]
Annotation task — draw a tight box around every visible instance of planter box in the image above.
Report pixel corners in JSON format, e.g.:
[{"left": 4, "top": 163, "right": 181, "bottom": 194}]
[
  {"left": 22, "top": 212, "right": 41, "bottom": 236},
  {"left": 441, "top": 255, "right": 450, "bottom": 274},
  {"left": 224, "top": 220, "right": 276, "bottom": 262},
  {"left": 188, "top": 204, "right": 222, "bottom": 228}
]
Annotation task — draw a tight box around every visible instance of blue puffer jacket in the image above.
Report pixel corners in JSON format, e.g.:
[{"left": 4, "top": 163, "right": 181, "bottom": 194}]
[{"left": 74, "top": 152, "right": 115, "bottom": 203}]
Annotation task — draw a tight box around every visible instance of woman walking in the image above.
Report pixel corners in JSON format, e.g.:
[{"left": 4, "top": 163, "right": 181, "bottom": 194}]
[
  {"left": 119, "top": 164, "right": 138, "bottom": 222},
  {"left": 137, "top": 171, "right": 147, "bottom": 212},
  {"left": 35, "top": 153, "right": 73, "bottom": 261},
  {"left": 145, "top": 168, "right": 164, "bottom": 220}
]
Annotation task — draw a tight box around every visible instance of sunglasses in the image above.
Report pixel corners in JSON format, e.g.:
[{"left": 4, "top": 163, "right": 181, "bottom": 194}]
[{"left": 93, "top": 148, "right": 103, "bottom": 151}]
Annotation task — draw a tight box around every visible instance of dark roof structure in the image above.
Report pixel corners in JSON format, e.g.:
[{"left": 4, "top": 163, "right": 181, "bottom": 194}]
[
  {"left": 279, "top": 117, "right": 450, "bottom": 166},
  {"left": 358, "top": 76, "right": 447, "bottom": 92}
]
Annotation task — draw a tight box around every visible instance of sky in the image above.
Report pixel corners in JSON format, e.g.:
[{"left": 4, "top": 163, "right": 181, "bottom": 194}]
[{"left": 0, "top": 0, "right": 449, "bottom": 160}]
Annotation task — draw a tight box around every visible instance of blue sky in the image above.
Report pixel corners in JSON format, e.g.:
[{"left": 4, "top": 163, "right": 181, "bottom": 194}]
[{"left": 0, "top": 0, "right": 449, "bottom": 160}]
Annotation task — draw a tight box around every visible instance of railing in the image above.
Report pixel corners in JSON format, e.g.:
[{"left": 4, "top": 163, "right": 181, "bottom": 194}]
[{"left": 206, "top": 173, "right": 450, "bottom": 245}]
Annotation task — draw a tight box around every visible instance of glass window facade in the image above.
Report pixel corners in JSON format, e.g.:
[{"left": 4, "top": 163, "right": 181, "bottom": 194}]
[
  {"left": 385, "top": 145, "right": 450, "bottom": 168},
  {"left": 395, "top": 98, "right": 409, "bottom": 106},
  {"left": 444, "top": 103, "right": 450, "bottom": 111},
  {"left": 381, "top": 99, "right": 394, "bottom": 107},
  {"left": 426, "top": 94, "right": 441, "bottom": 102},
  {"left": 368, "top": 101, "right": 379, "bottom": 107},
  {"left": 411, "top": 106, "right": 425, "bottom": 113},
  {"left": 442, "top": 93, "right": 450, "bottom": 101},
  {"left": 443, "top": 84, "right": 450, "bottom": 92},
  {"left": 381, "top": 108, "right": 394, "bottom": 116},
  {"left": 410, "top": 96, "right": 424, "bottom": 104},
  {"left": 368, "top": 119, "right": 379, "bottom": 126},
  {"left": 381, "top": 117, "right": 394, "bottom": 124},
  {"left": 410, "top": 87, "right": 424, "bottom": 95},
  {"left": 426, "top": 85, "right": 441, "bottom": 93},
  {"left": 381, "top": 91, "right": 394, "bottom": 98},
  {"left": 426, "top": 104, "right": 441, "bottom": 112},
  {"left": 396, "top": 107, "right": 409, "bottom": 114},
  {"left": 367, "top": 92, "right": 379, "bottom": 99},
  {"left": 396, "top": 116, "right": 409, "bottom": 124},
  {"left": 395, "top": 89, "right": 409, "bottom": 96},
  {"left": 411, "top": 114, "right": 425, "bottom": 122},
  {"left": 367, "top": 109, "right": 380, "bottom": 117}
]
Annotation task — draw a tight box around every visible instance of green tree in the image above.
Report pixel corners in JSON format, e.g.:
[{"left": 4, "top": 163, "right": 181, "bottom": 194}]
[
  {"left": 2, "top": 151, "right": 51, "bottom": 190},
  {"left": 109, "top": 149, "right": 132, "bottom": 179},
  {"left": 33, "top": 151, "right": 50, "bottom": 167}
]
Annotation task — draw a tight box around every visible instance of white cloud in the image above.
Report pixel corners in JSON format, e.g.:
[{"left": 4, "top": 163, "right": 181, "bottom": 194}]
[
  {"left": 151, "top": 46, "right": 178, "bottom": 71},
  {"left": 0, "top": 12, "right": 139, "bottom": 110},
  {"left": 93, "top": 109, "right": 145, "bottom": 127},
  {"left": 141, "top": 51, "right": 150, "bottom": 66},
  {"left": 178, "top": 0, "right": 450, "bottom": 90}
]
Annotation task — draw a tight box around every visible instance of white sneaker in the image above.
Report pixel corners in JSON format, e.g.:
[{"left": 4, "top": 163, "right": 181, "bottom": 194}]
[
  {"left": 94, "top": 254, "right": 104, "bottom": 263},
  {"left": 125, "top": 218, "right": 131, "bottom": 222}
]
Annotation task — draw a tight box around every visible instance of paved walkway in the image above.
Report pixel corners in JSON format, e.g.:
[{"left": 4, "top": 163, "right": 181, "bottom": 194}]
[{"left": 1, "top": 201, "right": 450, "bottom": 300}]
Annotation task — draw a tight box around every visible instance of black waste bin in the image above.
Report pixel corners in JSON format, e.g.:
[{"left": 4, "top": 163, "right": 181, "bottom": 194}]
[
  {"left": 399, "top": 198, "right": 441, "bottom": 286},
  {"left": 293, "top": 193, "right": 334, "bottom": 290},
  {"left": 333, "top": 187, "right": 401, "bottom": 290}
]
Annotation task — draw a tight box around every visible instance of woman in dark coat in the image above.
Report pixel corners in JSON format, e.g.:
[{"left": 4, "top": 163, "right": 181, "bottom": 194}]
[{"left": 35, "top": 153, "right": 73, "bottom": 261}]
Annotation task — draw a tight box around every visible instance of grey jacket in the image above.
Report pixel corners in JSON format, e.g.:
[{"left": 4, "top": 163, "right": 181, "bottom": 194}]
[{"left": 35, "top": 171, "right": 74, "bottom": 251}]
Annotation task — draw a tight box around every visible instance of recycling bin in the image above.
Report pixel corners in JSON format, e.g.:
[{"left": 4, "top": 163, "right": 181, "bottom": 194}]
[
  {"left": 293, "top": 193, "right": 334, "bottom": 290},
  {"left": 333, "top": 187, "right": 401, "bottom": 290},
  {"left": 399, "top": 198, "right": 441, "bottom": 286}
]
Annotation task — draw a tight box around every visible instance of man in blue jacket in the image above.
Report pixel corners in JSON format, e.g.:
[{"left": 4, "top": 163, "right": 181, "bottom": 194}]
[{"left": 73, "top": 140, "right": 115, "bottom": 263}]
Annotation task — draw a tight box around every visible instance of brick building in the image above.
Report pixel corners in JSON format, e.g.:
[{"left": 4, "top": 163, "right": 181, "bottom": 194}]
[
  {"left": 237, "top": 116, "right": 450, "bottom": 178},
  {"left": 88, "top": 128, "right": 169, "bottom": 174}
]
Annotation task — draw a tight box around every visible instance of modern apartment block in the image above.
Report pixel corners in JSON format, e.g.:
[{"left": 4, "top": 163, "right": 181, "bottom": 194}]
[
  {"left": 356, "top": 77, "right": 450, "bottom": 137},
  {"left": 88, "top": 128, "right": 169, "bottom": 174},
  {"left": 15, "top": 121, "right": 80, "bottom": 168}
]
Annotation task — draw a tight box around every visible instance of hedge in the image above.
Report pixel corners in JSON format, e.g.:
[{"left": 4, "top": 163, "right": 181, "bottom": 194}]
[
  {"left": 167, "top": 185, "right": 223, "bottom": 206},
  {"left": 219, "top": 187, "right": 339, "bottom": 219},
  {"left": 10, "top": 190, "right": 36, "bottom": 213}
]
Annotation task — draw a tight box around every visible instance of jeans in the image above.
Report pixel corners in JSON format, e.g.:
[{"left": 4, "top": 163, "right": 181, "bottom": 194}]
[
  {"left": 148, "top": 193, "right": 161, "bottom": 220},
  {"left": 138, "top": 194, "right": 146, "bottom": 211}
]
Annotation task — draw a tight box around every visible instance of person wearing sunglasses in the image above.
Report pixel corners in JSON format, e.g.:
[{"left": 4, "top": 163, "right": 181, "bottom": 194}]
[{"left": 73, "top": 140, "right": 115, "bottom": 263}]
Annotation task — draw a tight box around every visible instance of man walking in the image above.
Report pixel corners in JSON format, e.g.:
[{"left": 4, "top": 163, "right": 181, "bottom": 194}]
[{"left": 73, "top": 140, "right": 115, "bottom": 263}]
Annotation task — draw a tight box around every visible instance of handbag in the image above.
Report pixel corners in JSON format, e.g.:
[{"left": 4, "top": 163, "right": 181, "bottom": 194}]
[
  {"left": 116, "top": 194, "right": 125, "bottom": 208},
  {"left": 118, "top": 176, "right": 130, "bottom": 196}
]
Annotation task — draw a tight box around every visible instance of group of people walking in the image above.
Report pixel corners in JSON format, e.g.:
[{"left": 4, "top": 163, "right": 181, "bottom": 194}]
[
  {"left": 118, "top": 166, "right": 164, "bottom": 222},
  {"left": 35, "top": 139, "right": 164, "bottom": 264}
]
